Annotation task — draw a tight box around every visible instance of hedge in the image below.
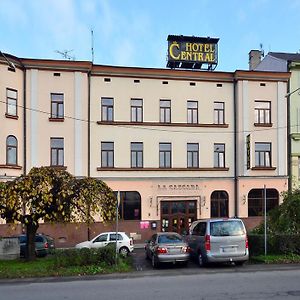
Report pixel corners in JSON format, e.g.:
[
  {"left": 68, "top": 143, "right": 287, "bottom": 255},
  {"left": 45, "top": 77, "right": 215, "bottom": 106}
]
[
  {"left": 248, "top": 234, "right": 300, "bottom": 256},
  {"left": 54, "top": 244, "right": 116, "bottom": 267}
]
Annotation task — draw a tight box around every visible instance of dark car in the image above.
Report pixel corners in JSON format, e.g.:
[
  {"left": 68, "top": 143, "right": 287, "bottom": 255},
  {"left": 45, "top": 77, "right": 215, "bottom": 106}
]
[
  {"left": 18, "top": 234, "right": 55, "bottom": 257},
  {"left": 145, "top": 232, "right": 190, "bottom": 268}
]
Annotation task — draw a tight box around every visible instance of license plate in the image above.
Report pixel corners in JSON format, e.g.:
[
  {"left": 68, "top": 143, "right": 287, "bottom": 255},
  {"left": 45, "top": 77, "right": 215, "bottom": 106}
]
[{"left": 221, "top": 246, "right": 237, "bottom": 253}]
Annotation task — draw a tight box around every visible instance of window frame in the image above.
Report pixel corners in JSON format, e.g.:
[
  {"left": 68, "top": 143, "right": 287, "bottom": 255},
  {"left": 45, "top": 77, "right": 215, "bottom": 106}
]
[
  {"left": 101, "top": 142, "right": 114, "bottom": 168},
  {"left": 101, "top": 97, "right": 114, "bottom": 122},
  {"left": 187, "top": 100, "right": 198, "bottom": 124},
  {"left": 6, "top": 135, "right": 18, "bottom": 165},
  {"left": 254, "top": 101, "right": 271, "bottom": 125},
  {"left": 187, "top": 143, "right": 199, "bottom": 168},
  {"left": 131, "top": 142, "right": 143, "bottom": 168},
  {"left": 210, "top": 191, "right": 229, "bottom": 218},
  {"left": 50, "top": 93, "right": 64, "bottom": 119},
  {"left": 159, "top": 142, "right": 172, "bottom": 168},
  {"left": 255, "top": 142, "right": 271, "bottom": 167},
  {"left": 50, "top": 137, "right": 64, "bottom": 166},
  {"left": 214, "top": 143, "right": 225, "bottom": 168},
  {"left": 131, "top": 98, "right": 143, "bottom": 122},
  {"left": 214, "top": 101, "right": 225, "bottom": 124},
  {"left": 6, "top": 88, "right": 18, "bottom": 117},
  {"left": 160, "top": 99, "right": 171, "bottom": 123}
]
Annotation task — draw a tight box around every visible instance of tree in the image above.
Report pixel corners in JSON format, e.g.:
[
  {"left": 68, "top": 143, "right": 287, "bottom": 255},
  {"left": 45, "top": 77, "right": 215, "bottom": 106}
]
[{"left": 0, "top": 167, "right": 116, "bottom": 260}]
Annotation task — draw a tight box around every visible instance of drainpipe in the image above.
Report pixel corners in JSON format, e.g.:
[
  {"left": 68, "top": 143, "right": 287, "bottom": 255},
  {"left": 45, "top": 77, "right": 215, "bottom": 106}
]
[
  {"left": 23, "top": 64, "right": 27, "bottom": 176},
  {"left": 233, "top": 78, "right": 238, "bottom": 217},
  {"left": 286, "top": 77, "right": 291, "bottom": 192},
  {"left": 88, "top": 68, "right": 91, "bottom": 178}
]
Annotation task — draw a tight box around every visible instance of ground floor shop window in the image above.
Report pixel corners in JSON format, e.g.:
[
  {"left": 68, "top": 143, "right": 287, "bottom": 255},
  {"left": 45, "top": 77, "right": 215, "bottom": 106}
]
[
  {"left": 114, "top": 191, "right": 141, "bottom": 220},
  {"left": 210, "top": 191, "right": 229, "bottom": 218},
  {"left": 248, "top": 188, "right": 279, "bottom": 216}
]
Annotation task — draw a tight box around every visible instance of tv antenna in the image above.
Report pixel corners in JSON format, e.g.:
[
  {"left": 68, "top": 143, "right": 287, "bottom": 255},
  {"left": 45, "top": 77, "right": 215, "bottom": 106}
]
[{"left": 55, "top": 49, "right": 75, "bottom": 60}]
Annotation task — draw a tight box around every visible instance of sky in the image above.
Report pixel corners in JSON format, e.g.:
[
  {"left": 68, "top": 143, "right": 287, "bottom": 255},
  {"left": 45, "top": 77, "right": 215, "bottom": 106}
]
[{"left": 1, "top": 0, "right": 300, "bottom": 72}]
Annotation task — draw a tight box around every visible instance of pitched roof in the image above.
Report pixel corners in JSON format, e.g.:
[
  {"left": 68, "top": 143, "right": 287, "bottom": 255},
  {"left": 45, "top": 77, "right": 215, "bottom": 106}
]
[{"left": 269, "top": 52, "right": 300, "bottom": 62}]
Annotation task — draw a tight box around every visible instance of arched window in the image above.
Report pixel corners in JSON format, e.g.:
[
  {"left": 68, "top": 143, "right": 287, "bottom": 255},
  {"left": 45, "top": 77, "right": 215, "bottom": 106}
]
[
  {"left": 248, "top": 189, "right": 279, "bottom": 216},
  {"left": 114, "top": 191, "right": 141, "bottom": 220},
  {"left": 211, "top": 191, "right": 229, "bottom": 218},
  {"left": 6, "top": 135, "right": 18, "bottom": 165}
]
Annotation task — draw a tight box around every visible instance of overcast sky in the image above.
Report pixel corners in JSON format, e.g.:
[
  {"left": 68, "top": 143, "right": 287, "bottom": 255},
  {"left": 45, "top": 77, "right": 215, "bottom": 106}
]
[{"left": 1, "top": 0, "right": 299, "bottom": 71}]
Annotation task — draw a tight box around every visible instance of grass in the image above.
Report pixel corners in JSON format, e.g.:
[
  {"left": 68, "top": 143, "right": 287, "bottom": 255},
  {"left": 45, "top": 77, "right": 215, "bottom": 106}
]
[
  {"left": 0, "top": 255, "right": 133, "bottom": 279},
  {"left": 250, "top": 253, "right": 300, "bottom": 264}
]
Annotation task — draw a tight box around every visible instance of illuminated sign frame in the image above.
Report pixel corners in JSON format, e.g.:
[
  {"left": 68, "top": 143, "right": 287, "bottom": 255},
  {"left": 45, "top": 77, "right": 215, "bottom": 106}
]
[{"left": 167, "top": 35, "right": 219, "bottom": 71}]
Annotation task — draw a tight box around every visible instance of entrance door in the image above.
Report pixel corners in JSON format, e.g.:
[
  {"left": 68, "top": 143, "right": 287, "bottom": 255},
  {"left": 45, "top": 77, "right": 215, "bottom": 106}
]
[{"left": 161, "top": 200, "right": 197, "bottom": 234}]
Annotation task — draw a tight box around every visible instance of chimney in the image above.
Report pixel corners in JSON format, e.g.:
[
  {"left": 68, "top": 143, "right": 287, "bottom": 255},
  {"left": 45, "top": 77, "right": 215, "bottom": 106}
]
[{"left": 249, "top": 50, "right": 262, "bottom": 70}]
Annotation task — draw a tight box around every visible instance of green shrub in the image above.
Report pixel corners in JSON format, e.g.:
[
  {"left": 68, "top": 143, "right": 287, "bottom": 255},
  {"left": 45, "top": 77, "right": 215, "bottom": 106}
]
[
  {"left": 54, "top": 245, "right": 116, "bottom": 268},
  {"left": 248, "top": 234, "right": 300, "bottom": 256}
]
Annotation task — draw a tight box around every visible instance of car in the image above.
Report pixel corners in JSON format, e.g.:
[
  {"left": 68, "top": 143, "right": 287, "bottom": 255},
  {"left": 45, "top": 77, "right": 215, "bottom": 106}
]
[
  {"left": 145, "top": 232, "right": 190, "bottom": 268},
  {"left": 75, "top": 232, "right": 134, "bottom": 256},
  {"left": 185, "top": 218, "right": 249, "bottom": 267},
  {"left": 18, "top": 234, "right": 55, "bottom": 257}
]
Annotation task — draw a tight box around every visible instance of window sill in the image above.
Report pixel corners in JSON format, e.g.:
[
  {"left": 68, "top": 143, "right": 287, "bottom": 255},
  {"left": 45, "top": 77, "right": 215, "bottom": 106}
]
[
  {"left": 97, "top": 167, "right": 229, "bottom": 171},
  {"left": 97, "top": 121, "right": 229, "bottom": 128},
  {"left": 5, "top": 114, "right": 19, "bottom": 120},
  {"left": 49, "top": 165, "right": 67, "bottom": 170},
  {"left": 0, "top": 164, "right": 22, "bottom": 170},
  {"left": 251, "top": 167, "right": 276, "bottom": 170},
  {"left": 254, "top": 123, "right": 273, "bottom": 127},
  {"left": 49, "top": 117, "right": 65, "bottom": 122}
]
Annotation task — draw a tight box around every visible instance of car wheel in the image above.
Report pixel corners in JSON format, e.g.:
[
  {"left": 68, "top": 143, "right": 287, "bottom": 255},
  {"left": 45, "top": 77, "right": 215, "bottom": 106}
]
[
  {"left": 198, "top": 253, "right": 207, "bottom": 267},
  {"left": 119, "top": 247, "right": 129, "bottom": 257},
  {"left": 151, "top": 255, "right": 159, "bottom": 268}
]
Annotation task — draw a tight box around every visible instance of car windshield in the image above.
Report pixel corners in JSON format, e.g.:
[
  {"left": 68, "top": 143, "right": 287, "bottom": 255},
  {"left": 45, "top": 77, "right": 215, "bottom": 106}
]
[
  {"left": 210, "top": 221, "right": 245, "bottom": 236},
  {"left": 158, "top": 234, "right": 183, "bottom": 244}
]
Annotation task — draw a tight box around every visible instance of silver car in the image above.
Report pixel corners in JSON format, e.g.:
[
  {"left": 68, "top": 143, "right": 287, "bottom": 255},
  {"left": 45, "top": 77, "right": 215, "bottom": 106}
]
[
  {"left": 145, "top": 232, "right": 190, "bottom": 268},
  {"left": 186, "top": 218, "right": 249, "bottom": 266}
]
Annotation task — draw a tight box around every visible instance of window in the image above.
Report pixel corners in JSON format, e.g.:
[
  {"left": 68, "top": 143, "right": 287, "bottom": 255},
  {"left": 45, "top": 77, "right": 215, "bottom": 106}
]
[
  {"left": 114, "top": 191, "right": 141, "bottom": 220},
  {"left": 160, "top": 100, "right": 171, "bottom": 123},
  {"left": 6, "top": 135, "right": 17, "bottom": 165},
  {"left": 109, "top": 233, "right": 123, "bottom": 241},
  {"left": 187, "top": 101, "right": 198, "bottom": 124},
  {"left": 50, "top": 138, "right": 64, "bottom": 166},
  {"left": 101, "top": 142, "right": 114, "bottom": 167},
  {"left": 214, "top": 143, "right": 225, "bottom": 168},
  {"left": 6, "top": 88, "right": 17, "bottom": 116},
  {"left": 101, "top": 97, "right": 114, "bottom": 121},
  {"left": 187, "top": 143, "right": 199, "bottom": 168},
  {"left": 214, "top": 102, "right": 225, "bottom": 124},
  {"left": 255, "top": 143, "right": 271, "bottom": 167},
  {"left": 51, "top": 93, "right": 64, "bottom": 119},
  {"left": 255, "top": 101, "right": 271, "bottom": 124},
  {"left": 131, "top": 142, "right": 143, "bottom": 168},
  {"left": 159, "top": 143, "right": 171, "bottom": 168},
  {"left": 192, "top": 222, "right": 206, "bottom": 236},
  {"left": 131, "top": 99, "right": 143, "bottom": 122},
  {"left": 211, "top": 191, "right": 229, "bottom": 218},
  {"left": 248, "top": 189, "right": 279, "bottom": 216}
]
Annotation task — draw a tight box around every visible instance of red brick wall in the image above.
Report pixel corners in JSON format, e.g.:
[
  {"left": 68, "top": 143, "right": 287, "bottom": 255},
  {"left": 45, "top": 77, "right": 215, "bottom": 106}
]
[{"left": 0, "top": 220, "right": 160, "bottom": 248}]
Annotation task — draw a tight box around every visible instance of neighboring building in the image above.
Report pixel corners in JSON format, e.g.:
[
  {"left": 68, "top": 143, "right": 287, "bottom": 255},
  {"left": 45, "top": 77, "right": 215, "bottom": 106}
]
[
  {"left": 251, "top": 51, "right": 300, "bottom": 189},
  {"left": 0, "top": 52, "right": 290, "bottom": 243}
]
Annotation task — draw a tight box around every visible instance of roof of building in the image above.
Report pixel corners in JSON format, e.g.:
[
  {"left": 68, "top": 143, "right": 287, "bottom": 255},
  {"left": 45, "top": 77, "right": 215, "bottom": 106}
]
[{"left": 269, "top": 52, "right": 300, "bottom": 62}]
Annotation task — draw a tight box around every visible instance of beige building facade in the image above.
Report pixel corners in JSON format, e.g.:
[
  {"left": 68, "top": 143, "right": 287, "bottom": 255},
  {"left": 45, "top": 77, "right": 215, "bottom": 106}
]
[{"left": 0, "top": 53, "right": 290, "bottom": 238}]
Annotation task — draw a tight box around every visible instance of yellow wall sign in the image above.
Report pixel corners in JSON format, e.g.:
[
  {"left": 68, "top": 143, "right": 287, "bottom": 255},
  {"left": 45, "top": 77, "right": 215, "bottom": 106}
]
[{"left": 167, "top": 35, "right": 219, "bottom": 70}]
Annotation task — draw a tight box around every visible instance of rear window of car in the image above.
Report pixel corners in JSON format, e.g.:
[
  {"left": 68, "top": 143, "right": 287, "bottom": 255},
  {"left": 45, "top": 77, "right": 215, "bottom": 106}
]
[
  {"left": 210, "top": 221, "right": 245, "bottom": 236},
  {"left": 19, "top": 236, "right": 27, "bottom": 243},
  {"left": 35, "top": 236, "right": 44, "bottom": 243},
  {"left": 158, "top": 234, "right": 183, "bottom": 243}
]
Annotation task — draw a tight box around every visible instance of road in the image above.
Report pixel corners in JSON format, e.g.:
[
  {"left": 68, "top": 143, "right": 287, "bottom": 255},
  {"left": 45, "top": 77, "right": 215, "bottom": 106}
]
[{"left": 1, "top": 249, "right": 300, "bottom": 300}]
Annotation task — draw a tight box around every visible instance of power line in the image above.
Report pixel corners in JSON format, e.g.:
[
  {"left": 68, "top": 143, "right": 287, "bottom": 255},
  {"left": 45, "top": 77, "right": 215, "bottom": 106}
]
[{"left": 0, "top": 99, "right": 291, "bottom": 135}]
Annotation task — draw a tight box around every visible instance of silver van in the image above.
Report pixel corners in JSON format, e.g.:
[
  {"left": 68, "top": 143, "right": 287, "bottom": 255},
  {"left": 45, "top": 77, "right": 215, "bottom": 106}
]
[{"left": 186, "top": 218, "right": 249, "bottom": 266}]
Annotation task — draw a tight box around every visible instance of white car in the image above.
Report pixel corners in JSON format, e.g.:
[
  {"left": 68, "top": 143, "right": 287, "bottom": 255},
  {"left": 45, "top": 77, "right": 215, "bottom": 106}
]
[{"left": 75, "top": 232, "right": 134, "bottom": 256}]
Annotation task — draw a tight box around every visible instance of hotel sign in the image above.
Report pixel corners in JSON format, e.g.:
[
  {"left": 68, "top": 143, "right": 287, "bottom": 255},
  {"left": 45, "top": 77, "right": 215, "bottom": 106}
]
[
  {"left": 167, "top": 35, "right": 219, "bottom": 70},
  {"left": 246, "top": 134, "right": 251, "bottom": 169}
]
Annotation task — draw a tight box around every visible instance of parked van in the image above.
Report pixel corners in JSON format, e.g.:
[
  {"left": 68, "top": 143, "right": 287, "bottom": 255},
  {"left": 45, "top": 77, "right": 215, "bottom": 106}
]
[{"left": 186, "top": 218, "right": 249, "bottom": 266}]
